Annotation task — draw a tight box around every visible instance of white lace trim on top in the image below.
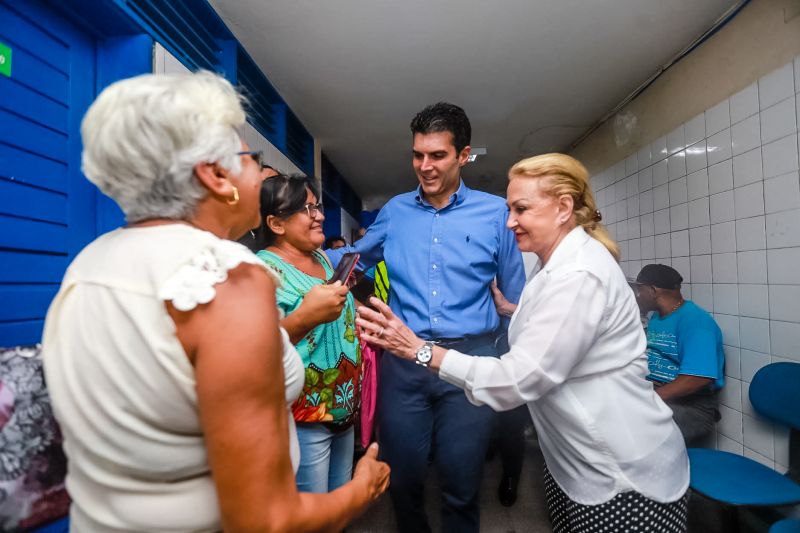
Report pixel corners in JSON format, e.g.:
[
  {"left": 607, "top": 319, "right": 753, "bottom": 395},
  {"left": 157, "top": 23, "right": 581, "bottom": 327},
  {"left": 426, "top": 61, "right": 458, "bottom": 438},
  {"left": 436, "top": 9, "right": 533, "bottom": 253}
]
[{"left": 158, "top": 240, "right": 273, "bottom": 311}]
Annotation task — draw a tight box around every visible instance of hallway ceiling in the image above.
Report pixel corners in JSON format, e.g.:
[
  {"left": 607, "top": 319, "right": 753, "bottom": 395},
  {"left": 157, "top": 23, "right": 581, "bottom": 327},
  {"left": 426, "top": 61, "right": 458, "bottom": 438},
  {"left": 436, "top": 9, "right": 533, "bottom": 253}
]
[{"left": 208, "top": 0, "right": 738, "bottom": 208}]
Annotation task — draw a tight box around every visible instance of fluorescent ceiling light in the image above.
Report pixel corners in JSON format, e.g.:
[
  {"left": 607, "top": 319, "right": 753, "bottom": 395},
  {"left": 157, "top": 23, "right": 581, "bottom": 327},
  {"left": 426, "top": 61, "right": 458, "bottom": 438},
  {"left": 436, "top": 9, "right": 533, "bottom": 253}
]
[{"left": 468, "top": 147, "right": 487, "bottom": 162}]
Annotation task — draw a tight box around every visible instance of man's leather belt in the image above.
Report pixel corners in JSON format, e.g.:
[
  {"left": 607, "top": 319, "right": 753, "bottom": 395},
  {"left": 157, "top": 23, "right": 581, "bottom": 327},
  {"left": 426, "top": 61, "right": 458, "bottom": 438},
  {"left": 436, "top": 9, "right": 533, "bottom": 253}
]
[{"left": 430, "top": 331, "right": 497, "bottom": 349}]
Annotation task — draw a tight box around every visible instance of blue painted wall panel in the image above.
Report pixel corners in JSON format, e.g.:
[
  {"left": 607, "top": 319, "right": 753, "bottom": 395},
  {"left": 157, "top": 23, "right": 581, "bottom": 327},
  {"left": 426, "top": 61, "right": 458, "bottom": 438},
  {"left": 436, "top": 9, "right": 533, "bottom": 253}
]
[
  {"left": 0, "top": 109, "right": 69, "bottom": 163},
  {"left": 0, "top": 251, "right": 68, "bottom": 284},
  {"left": 1, "top": 80, "right": 68, "bottom": 134},
  {"left": 1, "top": 2, "right": 71, "bottom": 72},
  {"left": 0, "top": 180, "right": 67, "bottom": 224},
  {"left": 0, "top": 287, "right": 59, "bottom": 321},
  {"left": 0, "top": 321, "right": 46, "bottom": 347},
  {"left": 0, "top": 215, "right": 67, "bottom": 253},
  {"left": 0, "top": 0, "right": 95, "bottom": 347},
  {"left": 0, "top": 143, "right": 68, "bottom": 193}
]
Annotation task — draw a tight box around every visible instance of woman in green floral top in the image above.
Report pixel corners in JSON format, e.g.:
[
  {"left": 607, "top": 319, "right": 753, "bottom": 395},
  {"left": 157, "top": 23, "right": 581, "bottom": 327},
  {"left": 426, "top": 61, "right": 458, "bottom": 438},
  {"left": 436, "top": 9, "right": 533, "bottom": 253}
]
[{"left": 256, "top": 174, "right": 362, "bottom": 493}]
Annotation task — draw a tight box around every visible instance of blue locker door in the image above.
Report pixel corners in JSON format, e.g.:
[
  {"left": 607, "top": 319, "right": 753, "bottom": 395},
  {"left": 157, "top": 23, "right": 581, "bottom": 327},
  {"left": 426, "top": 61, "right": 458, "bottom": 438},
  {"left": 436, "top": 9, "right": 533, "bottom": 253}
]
[{"left": 0, "top": 0, "right": 97, "bottom": 346}]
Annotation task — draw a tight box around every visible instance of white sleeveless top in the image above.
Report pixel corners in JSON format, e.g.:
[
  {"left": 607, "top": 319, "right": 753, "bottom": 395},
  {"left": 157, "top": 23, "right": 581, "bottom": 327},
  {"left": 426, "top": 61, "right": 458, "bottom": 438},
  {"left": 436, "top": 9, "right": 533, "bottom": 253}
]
[{"left": 42, "top": 224, "right": 304, "bottom": 532}]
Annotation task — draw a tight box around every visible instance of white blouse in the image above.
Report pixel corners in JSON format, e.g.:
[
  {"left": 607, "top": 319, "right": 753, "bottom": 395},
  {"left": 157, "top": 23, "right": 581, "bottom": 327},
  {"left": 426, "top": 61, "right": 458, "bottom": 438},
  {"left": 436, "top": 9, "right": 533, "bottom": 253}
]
[
  {"left": 440, "top": 227, "right": 689, "bottom": 505},
  {"left": 43, "top": 225, "right": 304, "bottom": 532}
]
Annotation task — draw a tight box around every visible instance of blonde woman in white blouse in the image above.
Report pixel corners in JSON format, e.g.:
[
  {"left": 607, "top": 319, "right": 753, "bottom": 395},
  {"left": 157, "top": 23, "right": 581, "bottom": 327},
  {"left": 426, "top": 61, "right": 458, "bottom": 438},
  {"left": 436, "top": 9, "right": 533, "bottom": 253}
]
[
  {"left": 357, "top": 153, "right": 689, "bottom": 533},
  {"left": 42, "top": 71, "right": 388, "bottom": 532}
]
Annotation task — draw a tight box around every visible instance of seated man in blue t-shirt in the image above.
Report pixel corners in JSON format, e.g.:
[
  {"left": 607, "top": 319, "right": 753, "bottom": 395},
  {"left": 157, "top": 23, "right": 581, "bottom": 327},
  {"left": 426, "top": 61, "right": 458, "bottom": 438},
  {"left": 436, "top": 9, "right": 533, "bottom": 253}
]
[{"left": 634, "top": 264, "right": 724, "bottom": 447}]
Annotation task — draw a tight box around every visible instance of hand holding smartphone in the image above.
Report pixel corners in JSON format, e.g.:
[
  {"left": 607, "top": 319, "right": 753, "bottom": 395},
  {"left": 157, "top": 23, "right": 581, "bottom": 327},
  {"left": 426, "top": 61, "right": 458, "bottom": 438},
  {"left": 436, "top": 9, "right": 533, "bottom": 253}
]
[{"left": 327, "top": 252, "right": 360, "bottom": 287}]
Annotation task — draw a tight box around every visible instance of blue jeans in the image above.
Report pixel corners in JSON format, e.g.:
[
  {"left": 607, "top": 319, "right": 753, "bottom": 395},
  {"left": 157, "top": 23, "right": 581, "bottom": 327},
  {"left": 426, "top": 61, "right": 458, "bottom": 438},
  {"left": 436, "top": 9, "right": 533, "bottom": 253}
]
[
  {"left": 378, "top": 333, "right": 499, "bottom": 533},
  {"left": 295, "top": 424, "right": 355, "bottom": 493}
]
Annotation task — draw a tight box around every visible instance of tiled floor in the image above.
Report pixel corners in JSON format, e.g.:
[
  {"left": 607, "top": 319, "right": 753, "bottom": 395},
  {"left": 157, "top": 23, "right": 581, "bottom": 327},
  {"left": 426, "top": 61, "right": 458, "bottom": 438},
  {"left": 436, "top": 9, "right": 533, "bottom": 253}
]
[{"left": 349, "top": 441, "right": 553, "bottom": 533}]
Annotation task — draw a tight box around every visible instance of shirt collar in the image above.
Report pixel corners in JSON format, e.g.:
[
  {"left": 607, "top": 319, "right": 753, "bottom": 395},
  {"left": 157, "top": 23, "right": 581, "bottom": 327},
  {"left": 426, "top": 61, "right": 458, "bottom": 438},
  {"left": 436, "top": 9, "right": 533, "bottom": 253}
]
[
  {"left": 415, "top": 179, "right": 469, "bottom": 209},
  {"left": 541, "top": 226, "right": 591, "bottom": 273}
]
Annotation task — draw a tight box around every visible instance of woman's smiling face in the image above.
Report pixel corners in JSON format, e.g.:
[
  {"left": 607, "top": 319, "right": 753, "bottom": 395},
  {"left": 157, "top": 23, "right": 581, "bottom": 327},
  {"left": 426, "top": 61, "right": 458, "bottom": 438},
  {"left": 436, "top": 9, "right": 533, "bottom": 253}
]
[
  {"left": 280, "top": 188, "right": 326, "bottom": 250},
  {"left": 505, "top": 176, "right": 565, "bottom": 260}
]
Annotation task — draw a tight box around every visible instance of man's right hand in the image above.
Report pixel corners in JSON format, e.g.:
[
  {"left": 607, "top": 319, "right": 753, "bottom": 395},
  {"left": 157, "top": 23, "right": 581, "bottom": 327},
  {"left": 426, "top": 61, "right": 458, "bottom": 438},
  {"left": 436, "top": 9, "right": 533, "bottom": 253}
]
[
  {"left": 352, "top": 443, "right": 390, "bottom": 502},
  {"left": 491, "top": 279, "right": 517, "bottom": 318},
  {"left": 300, "top": 282, "right": 348, "bottom": 326}
]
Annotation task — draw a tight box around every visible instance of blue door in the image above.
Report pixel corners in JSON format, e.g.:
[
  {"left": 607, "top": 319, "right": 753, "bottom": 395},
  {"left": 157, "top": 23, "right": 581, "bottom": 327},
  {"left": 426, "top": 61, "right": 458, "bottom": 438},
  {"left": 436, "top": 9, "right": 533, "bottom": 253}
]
[{"left": 0, "top": 0, "right": 98, "bottom": 346}]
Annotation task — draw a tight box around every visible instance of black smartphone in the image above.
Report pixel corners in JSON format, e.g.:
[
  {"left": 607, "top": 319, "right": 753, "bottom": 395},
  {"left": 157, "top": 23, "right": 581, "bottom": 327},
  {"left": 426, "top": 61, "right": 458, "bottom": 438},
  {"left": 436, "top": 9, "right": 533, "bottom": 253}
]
[{"left": 327, "top": 252, "right": 360, "bottom": 285}]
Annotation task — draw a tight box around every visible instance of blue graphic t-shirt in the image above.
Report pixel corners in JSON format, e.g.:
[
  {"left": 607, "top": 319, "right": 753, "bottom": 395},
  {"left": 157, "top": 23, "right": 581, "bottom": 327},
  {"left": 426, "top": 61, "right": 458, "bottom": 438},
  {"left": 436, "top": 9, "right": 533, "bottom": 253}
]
[{"left": 645, "top": 300, "right": 725, "bottom": 389}]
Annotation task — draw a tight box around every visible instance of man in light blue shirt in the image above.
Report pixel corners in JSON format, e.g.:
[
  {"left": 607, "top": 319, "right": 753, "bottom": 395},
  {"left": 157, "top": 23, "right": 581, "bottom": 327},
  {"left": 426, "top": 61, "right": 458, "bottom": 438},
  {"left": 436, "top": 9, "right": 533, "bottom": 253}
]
[{"left": 328, "top": 102, "right": 525, "bottom": 533}]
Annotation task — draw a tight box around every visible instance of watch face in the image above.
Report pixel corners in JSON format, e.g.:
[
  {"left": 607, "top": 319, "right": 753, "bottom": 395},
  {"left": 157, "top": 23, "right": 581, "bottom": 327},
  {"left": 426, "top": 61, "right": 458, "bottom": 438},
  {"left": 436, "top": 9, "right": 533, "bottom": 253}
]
[{"left": 417, "top": 346, "right": 433, "bottom": 363}]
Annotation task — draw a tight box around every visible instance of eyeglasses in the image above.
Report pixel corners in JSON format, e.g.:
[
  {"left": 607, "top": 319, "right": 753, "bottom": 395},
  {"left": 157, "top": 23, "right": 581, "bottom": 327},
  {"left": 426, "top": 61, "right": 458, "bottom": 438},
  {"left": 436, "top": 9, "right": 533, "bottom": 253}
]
[
  {"left": 237, "top": 150, "right": 269, "bottom": 171},
  {"left": 302, "top": 202, "right": 323, "bottom": 219},
  {"left": 276, "top": 202, "right": 323, "bottom": 219}
]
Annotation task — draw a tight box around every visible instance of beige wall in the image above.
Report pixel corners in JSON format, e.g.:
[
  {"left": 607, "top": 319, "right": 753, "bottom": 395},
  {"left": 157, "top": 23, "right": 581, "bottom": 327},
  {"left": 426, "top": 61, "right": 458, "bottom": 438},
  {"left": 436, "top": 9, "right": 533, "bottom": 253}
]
[{"left": 572, "top": 0, "right": 800, "bottom": 174}]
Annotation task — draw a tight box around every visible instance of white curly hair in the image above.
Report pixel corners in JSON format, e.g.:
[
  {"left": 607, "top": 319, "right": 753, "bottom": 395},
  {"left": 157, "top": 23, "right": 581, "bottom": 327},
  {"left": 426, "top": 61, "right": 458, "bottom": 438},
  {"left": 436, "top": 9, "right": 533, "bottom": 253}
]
[{"left": 80, "top": 70, "right": 246, "bottom": 222}]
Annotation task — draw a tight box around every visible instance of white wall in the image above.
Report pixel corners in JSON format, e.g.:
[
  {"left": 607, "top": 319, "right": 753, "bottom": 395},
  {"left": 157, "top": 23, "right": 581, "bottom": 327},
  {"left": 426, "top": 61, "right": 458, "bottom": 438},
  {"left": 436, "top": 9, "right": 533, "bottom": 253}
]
[
  {"left": 154, "top": 43, "right": 302, "bottom": 176},
  {"left": 573, "top": 0, "right": 800, "bottom": 174},
  {"left": 592, "top": 57, "right": 800, "bottom": 472}
]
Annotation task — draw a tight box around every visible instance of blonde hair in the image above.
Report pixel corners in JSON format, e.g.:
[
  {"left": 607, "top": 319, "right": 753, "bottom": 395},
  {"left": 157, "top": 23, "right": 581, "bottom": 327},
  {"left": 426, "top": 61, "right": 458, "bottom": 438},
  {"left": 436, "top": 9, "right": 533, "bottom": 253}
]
[{"left": 509, "top": 153, "right": 619, "bottom": 261}]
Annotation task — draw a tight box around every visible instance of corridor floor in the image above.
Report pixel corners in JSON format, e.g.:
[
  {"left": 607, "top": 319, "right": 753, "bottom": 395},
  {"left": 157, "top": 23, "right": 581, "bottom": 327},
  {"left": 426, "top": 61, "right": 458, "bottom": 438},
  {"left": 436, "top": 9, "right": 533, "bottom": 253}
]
[{"left": 349, "top": 442, "right": 553, "bottom": 533}]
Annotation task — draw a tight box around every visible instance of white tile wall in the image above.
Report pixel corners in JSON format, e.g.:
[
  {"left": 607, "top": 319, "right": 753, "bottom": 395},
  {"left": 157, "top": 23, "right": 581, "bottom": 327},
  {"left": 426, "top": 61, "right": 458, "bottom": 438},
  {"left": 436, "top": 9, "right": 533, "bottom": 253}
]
[
  {"left": 730, "top": 83, "right": 759, "bottom": 125},
  {"left": 685, "top": 114, "right": 706, "bottom": 147},
  {"left": 592, "top": 58, "right": 800, "bottom": 472},
  {"left": 761, "top": 97, "right": 796, "bottom": 145},
  {"left": 686, "top": 141, "right": 707, "bottom": 174},
  {"left": 731, "top": 114, "right": 760, "bottom": 156},
  {"left": 735, "top": 216, "right": 766, "bottom": 251},
  {"left": 763, "top": 134, "right": 799, "bottom": 178},
  {"left": 732, "top": 148, "right": 763, "bottom": 188},
  {"left": 708, "top": 160, "right": 734, "bottom": 194},
  {"left": 764, "top": 171, "right": 800, "bottom": 213}
]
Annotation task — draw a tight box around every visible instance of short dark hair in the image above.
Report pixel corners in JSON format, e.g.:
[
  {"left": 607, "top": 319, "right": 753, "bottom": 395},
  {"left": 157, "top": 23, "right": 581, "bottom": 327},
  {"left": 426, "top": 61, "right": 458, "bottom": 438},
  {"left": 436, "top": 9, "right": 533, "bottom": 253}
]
[
  {"left": 257, "top": 174, "right": 320, "bottom": 247},
  {"left": 410, "top": 102, "right": 471, "bottom": 154},
  {"left": 325, "top": 235, "right": 346, "bottom": 249}
]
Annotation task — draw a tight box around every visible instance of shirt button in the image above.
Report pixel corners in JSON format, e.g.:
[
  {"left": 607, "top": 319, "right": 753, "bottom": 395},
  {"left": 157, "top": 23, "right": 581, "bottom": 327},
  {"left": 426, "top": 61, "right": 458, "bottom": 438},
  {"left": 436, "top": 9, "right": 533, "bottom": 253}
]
[
  {"left": 433, "top": 318, "right": 439, "bottom": 323},
  {"left": 435, "top": 213, "right": 440, "bottom": 218},
  {"left": 432, "top": 290, "right": 437, "bottom": 296},
  {"left": 432, "top": 264, "right": 437, "bottom": 270},
  {"left": 433, "top": 238, "right": 438, "bottom": 243}
]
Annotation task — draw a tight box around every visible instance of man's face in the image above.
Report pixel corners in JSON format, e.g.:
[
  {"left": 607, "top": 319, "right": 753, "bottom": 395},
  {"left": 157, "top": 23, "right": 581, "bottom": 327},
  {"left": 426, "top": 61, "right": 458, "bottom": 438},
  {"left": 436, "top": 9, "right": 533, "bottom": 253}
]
[
  {"left": 633, "top": 283, "right": 657, "bottom": 313},
  {"left": 412, "top": 131, "right": 469, "bottom": 203}
]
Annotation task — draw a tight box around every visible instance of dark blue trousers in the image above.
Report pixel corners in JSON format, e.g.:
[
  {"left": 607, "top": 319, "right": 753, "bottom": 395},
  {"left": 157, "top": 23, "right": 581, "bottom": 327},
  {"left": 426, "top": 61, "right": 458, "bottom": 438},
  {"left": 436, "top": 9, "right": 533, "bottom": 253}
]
[{"left": 378, "top": 335, "right": 498, "bottom": 533}]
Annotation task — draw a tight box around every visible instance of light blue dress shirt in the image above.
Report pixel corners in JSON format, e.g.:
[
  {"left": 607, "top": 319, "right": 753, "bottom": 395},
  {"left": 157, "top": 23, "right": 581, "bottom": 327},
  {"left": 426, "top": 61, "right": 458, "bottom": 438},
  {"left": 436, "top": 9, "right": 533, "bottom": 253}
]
[{"left": 327, "top": 181, "right": 526, "bottom": 339}]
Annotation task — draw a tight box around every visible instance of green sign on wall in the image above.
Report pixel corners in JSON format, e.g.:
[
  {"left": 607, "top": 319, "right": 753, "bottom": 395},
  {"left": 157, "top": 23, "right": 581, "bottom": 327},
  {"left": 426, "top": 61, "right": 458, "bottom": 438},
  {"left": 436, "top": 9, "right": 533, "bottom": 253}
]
[{"left": 0, "top": 42, "right": 11, "bottom": 78}]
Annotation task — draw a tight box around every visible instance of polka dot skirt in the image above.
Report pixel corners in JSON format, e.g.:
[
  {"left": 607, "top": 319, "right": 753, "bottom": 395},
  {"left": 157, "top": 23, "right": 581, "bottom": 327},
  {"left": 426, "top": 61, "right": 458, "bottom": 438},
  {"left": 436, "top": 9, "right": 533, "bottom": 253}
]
[{"left": 543, "top": 466, "right": 688, "bottom": 533}]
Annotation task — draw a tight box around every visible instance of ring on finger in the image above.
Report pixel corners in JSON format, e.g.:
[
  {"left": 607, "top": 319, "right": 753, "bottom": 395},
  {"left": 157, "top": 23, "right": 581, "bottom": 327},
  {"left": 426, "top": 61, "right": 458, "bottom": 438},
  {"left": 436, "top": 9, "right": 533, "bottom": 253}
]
[{"left": 377, "top": 327, "right": 385, "bottom": 337}]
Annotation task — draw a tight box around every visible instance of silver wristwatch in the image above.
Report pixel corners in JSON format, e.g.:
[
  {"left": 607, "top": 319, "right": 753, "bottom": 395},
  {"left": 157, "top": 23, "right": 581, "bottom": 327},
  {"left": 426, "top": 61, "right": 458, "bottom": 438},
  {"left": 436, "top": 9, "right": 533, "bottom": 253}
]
[{"left": 415, "top": 341, "right": 435, "bottom": 367}]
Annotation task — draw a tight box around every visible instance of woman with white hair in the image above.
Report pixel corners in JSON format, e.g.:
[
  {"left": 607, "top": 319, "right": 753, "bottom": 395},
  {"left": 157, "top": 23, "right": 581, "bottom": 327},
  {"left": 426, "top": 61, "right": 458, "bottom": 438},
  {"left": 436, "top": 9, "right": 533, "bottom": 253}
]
[
  {"left": 42, "top": 71, "right": 389, "bottom": 532},
  {"left": 358, "top": 153, "right": 689, "bottom": 533}
]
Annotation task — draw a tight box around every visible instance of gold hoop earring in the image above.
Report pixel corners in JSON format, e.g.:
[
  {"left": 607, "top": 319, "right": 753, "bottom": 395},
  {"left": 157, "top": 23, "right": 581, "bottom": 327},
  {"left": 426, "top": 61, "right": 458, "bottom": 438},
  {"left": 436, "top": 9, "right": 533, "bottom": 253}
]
[{"left": 227, "top": 187, "right": 239, "bottom": 206}]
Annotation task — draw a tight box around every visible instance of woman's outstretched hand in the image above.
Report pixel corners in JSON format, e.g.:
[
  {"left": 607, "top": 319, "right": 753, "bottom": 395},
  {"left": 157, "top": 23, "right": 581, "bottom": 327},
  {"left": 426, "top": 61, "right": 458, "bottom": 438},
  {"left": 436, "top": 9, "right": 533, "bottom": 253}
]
[{"left": 356, "top": 297, "right": 422, "bottom": 360}]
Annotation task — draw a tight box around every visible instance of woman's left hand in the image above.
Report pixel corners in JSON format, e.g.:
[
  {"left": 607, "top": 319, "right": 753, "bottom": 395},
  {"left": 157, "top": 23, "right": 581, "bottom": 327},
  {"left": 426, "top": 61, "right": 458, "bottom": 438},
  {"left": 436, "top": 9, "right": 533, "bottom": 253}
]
[{"left": 356, "top": 297, "right": 422, "bottom": 360}]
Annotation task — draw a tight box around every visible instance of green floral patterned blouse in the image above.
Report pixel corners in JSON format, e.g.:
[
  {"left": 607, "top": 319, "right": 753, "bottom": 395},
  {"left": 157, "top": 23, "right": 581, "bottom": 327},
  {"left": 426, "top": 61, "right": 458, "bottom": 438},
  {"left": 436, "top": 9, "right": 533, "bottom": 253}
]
[{"left": 257, "top": 249, "right": 361, "bottom": 427}]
